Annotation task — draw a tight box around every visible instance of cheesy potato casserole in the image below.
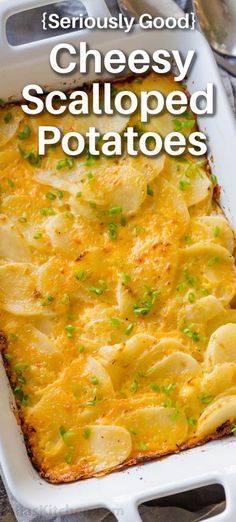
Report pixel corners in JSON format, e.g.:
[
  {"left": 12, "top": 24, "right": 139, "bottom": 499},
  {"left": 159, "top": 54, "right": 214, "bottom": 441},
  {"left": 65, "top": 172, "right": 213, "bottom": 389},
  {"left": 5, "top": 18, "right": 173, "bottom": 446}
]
[{"left": 0, "top": 74, "right": 236, "bottom": 483}]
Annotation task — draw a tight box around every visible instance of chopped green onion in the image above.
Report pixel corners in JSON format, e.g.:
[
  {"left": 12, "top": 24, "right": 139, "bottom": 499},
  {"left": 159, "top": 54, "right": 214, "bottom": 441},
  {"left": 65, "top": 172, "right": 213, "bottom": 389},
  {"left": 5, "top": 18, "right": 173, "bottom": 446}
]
[
  {"left": 146, "top": 184, "right": 154, "bottom": 197},
  {"left": 18, "top": 125, "right": 31, "bottom": 140},
  {"left": 65, "top": 212, "right": 74, "bottom": 220},
  {"left": 85, "top": 157, "right": 96, "bottom": 167},
  {"left": 89, "top": 287, "right": 103, "bottom": 295},
  {"left": 18, "top": 216, "right": 27, "bottom": 223},
  {"left": 40, "top": 207, "right": 56, "bottom": 216},
  {"left": 139, "top": 441, "right": 147, "bottom": 450},
  {"left": 65, "top": 324, "right": 75, "bottom": 339},
  {"left": 179, "top": 179, "right": 190, "bottom": 191},
  {"left": 183, "top": 267, "right": 198, "bottom": 286},
  {"left": 21, "top": 395, "right": 29, "bottom": 407},
  {"left": 64, "top": 453, "right": 72, "bottom": 465},
  {"left": 75, "top": 269, "right": 86, "bottom": 281},
  {"left": 188, "top": 291, "right": 196, "bottom": 304},
  {"left": 231, "top": 424, "right": 236, "bottom": 436},
  {"left": 199, "top": 393, "right": 213, "bottom": 405},
  {"left": 171, "top": 407, "right": 179, "bottom": 422},
  {"left": 201, "top": 288, "right": 210, "bottom": 296},
  {"left": 182, "top": 327, "right": 200, "bottom": 342},
  {"left": 87, "top": 171, "right": 94, "bottom": 181},
  {"left": 173, "top": 119, "right": 195, "bottom": 132},
  {"left": 129, "top": 380, "right": 138, "bottom": 393},
  {"left": 83, "top": 427, "right": 91, "bottom": 439},
  {"left": 118, "top": 272, "right": 131, "bottom": 284},
  {"left": 120, "top": 215, "right": 126, "bottom": 226},
  {"left": 111, "top": 85, "right": 119, "bottom": 98},
  {"left": 213, "top": 226, "right": 220, "bottom": 238},
  {"left": 176, "top": 282, "right": 187, "bottom": 292},
  {"left": 3, "top": 354, "right": 13, "bottom": 362},
  {"left": 4, "top": 112, "right": 12, "bottom": 124},
  {"left": 108, "top": 222, "right": 117, "bottom": 240},
  {"left": 9, "top": 333, "right": 19, "bottom": 342},
  {"left": 183, "top": 235, "right": 193, "bottom": 245},
  {"left": 212, "top": 174, "right": 218, "bottom": 186},
  {"left": 133, "top": 288, "right": 160, "bottom": 317},
  {"left": 7, "top": 178, "right": 15, "bottom": 188},
  {"left": 60, "top": 294, "right": 70, "bottom": 305},
  {"left": 41, "top": 294, "right": 54, "bottom": 306},
  {"left": 15, "top": 363, "right": 29, "bottom": 373},
  {"left": 150, "top": 383, "right": 160, "bottom": 392},
  {"left": 46, "top": 191, "right": 56, "bottom": 200},
  {"left": 33, "top": 232, "right": 42, "bottom": 240},
  {"left": 56, "top": 157, "right": 75, "bottom": 170},
  {"left": 207, "top": 256, "right": 220, "bottom": 267},
  {"left": 59, "top": 425, "right": 66, "bottom": 437},
  {"left": 91, "top": 376, "right": 99, "bottom": 385},
  {"left": 162, "top": 383, "right": 175, "bottom": 394},
  {"left": 86, "top": 389, "right": 97, "bottom": 406},
  {"left": 18, "top": 376, "right": 26, "bottom": 385},
  {"left": 187, "top": 416, "right": 197, "bottom": 426},
  {"left": 78, "top": 345, "right": 85, "bottom": 353},
  {"left": 162, "top": 396, "right": 173, "bottom": 408},
  {"left": 108, "top": 206, "right": 122, "bottom": 216},
  {"left": 18, "top": 146, "right": 42, "bottom": 167},
  {"left": 76, "top": 191, "right": 82, "bottom": 198},
  {"left": 110, "top": 317, "right": 120, "bottom": 327},
  {"left": 89, "top": 201, "right": 97, "bottom": 209},
  {"left": 126, "top": 323, "right": 134, "bottom": 336}
]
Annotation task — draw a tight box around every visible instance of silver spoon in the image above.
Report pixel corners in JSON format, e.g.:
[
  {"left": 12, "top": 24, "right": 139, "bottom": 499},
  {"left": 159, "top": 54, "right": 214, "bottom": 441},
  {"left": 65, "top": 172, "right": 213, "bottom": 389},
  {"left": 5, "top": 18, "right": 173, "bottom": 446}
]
[
  {"left": 117, "top": 0, "right": 236, "bottom": 76},
  {"left": 193, "top": 0, "right": 236, "bottom": 76}
]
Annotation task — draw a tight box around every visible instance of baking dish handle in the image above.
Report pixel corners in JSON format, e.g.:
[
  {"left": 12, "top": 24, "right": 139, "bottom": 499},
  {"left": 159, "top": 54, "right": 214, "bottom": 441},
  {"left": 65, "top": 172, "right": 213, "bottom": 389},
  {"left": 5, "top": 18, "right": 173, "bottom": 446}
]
[
  {"left": 109, "top": 470, "right": 236, "bottom": 522},
  {"left": 204, "top": 471, "right": 236, "bottom": 522},
  {"left": 0, "top": 0, "right": 111, "bottom": 58},
  {"left": 109, "top": 500, "right": 142, "bottom": 522}
]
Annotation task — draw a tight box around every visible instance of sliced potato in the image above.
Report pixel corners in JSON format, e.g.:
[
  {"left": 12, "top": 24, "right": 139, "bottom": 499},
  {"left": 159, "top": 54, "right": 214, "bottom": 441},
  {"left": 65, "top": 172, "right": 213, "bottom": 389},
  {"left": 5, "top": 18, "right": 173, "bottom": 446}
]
[
  {"left": 0, "top": 263, "right": 45, "bottom": 315},
  {"left": 207, "top": 309, "right": 236, "bottom": 336},
  {"left": 28, "top": 356, "right": 115, "bottom": 427},
  {"left": 124, "top": 154, "right": 166, "bottom": 183},
  {"left": 99, "top": 334, "right": 157, "bottom": 389},
  {"left": 27, "top": 325, "right": 58, "bottom": 355},
  {"left": 180, "top": 243, "right": 236, "bottom": 305},
  {"left": 44, "top": 425, "right": 132, "bottom": 473},
  {"left": 190, "top": 216, "right": 235, "bottom": 253},
  {"left": 44, "top": 213, "right": 85, "bottom": 258},
  {"left": 116, "top": 280, "right": 134, "bottom": 317},
  {"left": 183, "top": 296, "right": 224, "bottom": 324},
  {"left": 117, "top": 406, "right": 188, "bottom": 452},
  {"left": 201, "top": 363, "right": 236, "bottom": 398},
  {"left": 163, "top": 157, "right": 212, "bottom": 207},
  {"left": 133, "top": 338, "right": 190, "bottom": 376},
  {"left": 0, "top": 215, "right": 31, "bottom": 262},
  {"left": 146, "top": 352, "right": 201, "bottom": 379},
  {"left": 205, "top": 323, "right": 236, "bottom": 368},
  {"left": 197, "top": 395, "right": 236, "bottom": 437},
  {"left": 0, "top": 106, "right": 24, "bottom": 147},
  {"left": 32, "top": 101, "right": 129, "bottom": 137}
]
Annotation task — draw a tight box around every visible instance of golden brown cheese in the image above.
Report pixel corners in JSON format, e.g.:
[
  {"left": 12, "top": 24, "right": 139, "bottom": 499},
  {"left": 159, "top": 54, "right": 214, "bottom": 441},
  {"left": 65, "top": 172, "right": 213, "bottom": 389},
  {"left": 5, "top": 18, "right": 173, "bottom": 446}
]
[{"left": 0, "top": 73, "right": 236, "bottom": 483}]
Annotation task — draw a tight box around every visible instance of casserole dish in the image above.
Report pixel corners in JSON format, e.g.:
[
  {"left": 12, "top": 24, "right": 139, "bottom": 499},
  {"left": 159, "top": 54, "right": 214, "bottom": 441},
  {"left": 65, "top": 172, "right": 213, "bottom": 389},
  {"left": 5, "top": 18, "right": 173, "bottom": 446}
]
[{"left": 1, "top": 0, "right": 236, "bottom": 520}]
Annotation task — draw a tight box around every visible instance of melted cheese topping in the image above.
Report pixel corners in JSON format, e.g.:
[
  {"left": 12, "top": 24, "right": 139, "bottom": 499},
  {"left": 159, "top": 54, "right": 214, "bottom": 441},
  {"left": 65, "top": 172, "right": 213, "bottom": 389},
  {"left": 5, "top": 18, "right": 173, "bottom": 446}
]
[{"left": 0, "top": 73, "right": 236, "bottom": 483}]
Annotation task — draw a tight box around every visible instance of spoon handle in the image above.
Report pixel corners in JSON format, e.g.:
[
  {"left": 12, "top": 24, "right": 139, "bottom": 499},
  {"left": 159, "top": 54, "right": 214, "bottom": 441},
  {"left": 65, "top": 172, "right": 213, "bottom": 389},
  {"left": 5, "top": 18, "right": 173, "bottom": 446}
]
[{"left": 214, "top": 52, "right": 236, "bottom": 77}]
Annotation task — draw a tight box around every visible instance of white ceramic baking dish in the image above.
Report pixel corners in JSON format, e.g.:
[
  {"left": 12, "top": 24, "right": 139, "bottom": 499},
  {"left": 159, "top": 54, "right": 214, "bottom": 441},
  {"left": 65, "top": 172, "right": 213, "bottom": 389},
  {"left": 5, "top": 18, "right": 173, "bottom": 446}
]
[{"left": 1, "top": 1, "right": 236, "bottom": 520}]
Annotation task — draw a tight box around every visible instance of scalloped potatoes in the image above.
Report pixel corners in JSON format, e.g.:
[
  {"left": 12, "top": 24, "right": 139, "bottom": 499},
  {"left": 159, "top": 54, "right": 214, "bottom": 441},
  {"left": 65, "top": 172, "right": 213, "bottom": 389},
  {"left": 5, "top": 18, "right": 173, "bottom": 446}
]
[{"left": 0, "top": 73, "right": 236, "bottom": 483}]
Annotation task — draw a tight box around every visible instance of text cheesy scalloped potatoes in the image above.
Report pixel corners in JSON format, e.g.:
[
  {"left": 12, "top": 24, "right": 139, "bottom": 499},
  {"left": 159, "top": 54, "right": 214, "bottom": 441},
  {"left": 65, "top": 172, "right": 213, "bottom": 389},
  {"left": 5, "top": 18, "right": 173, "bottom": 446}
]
[{"left": 0, "top": 73, "right": 236, "bottom": 483}]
